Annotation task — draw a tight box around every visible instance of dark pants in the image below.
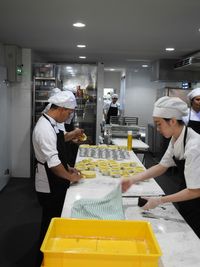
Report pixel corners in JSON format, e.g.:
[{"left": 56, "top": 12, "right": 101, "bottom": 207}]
[{"left": 36, "top": 191, "right": 66, "bottom": 266}]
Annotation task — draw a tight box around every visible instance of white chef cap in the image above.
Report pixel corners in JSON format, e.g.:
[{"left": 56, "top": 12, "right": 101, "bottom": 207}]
[
  {"left": 187, "top": 88, "right": 200, "bottom": 100},
  {"left": 51, "top": 87, "right": 61, "bottom": 96},
  {"left": 112, "top": 93, "right": 118, "bottom": 99},
  {"left": 153, "top": 96, "right": 188, "bottom": 119},
  {"left": 48, "top": 90, "right": 77, "bottom": 109},
  {"left": 63, "top": 86, "right": 77, "bottom": 93},
  {"left": 42, "top": 88, "right": 62, "bottom": 113}
]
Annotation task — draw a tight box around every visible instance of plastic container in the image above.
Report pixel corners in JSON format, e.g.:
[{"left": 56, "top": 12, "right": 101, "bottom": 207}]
[
  {"left": 41, "top": 218, "right": 162, "bottom": 267},
  {"left": 127, "top": 130, "right": 133, "bottom": 151}
]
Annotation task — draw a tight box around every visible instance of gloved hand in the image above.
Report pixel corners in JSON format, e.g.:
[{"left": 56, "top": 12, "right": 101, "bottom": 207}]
[{"left": 142, "top": 197, "right": 162, "bottom": 210}]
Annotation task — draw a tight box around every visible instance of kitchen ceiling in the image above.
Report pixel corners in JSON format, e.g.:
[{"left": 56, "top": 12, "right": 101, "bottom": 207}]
[{"left": 0, "top": 0, "right": 200, "bottom": 67}]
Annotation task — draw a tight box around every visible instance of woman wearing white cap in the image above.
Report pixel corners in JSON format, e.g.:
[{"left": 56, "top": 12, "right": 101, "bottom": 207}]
[
  {"left": 103, "top": 93, "right": 120, "bottom": 124},
  {"left": 32, "top": 90, "right": 82, "bottom": 265},
  {"left": 183, "top": 88, "right": 200, "bottom": 134},
  {"left": 122, "top": 96, "right": 200, "bottom": 238}
]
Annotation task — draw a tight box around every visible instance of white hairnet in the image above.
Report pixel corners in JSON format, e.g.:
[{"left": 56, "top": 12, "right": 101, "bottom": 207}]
[
  {"left": 48, "top": 90, "right": 77, "bottom": 109},
  {"left": 153, "top": 96, "right": 188, "bottom": 119},
  {"left": 188, "top": 88, "right": 200, "bottom": 100},
  {"left": 111, "top": 94, "right": 118, "bottom": 99}
]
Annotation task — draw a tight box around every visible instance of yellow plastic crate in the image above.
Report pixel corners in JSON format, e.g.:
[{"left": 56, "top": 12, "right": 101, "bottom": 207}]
[{"left": 41, "top": 218, "right": 162, "bottom": 267}]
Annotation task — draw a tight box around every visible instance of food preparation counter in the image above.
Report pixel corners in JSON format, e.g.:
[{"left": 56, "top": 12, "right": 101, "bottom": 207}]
[
  {"left": 112, "top": 137, "right": 149, "bottom": 151},
  {"left": 61, "top": 150, "right": 200, "bottom": 267}
]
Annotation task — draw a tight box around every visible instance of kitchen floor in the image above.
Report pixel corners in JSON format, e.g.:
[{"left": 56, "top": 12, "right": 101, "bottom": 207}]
[
  {"left": 0, "top": 178, "right": 41, "bottom": 267},
  {"left": 0, "top": 152, "right": 179, "bottom": 267}
]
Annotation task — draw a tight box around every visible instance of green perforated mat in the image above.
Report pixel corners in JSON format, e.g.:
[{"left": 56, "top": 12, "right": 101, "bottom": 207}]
[{"left": 71, "top": 184, "right": 125, "bottom": 220}]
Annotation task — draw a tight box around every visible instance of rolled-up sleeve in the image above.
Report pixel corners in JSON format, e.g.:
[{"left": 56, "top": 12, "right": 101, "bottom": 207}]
[{"left": 160, "top": 141, "right": 177, "bottom": 168}]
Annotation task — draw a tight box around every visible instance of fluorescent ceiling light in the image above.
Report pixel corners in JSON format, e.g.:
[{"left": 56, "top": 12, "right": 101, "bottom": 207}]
[
  {"left": 165, "top": 47, "right": 175, "bottom": 51},
  {"left": 142, "top": 64, "right": 148, "bottom": 68},
  {"left": 126, "top": 59, "right": 149, "bottom": 62},
  {"left": 109, "top": 68, "right": 115, "bottom": 71},
  {"left": 79, "top": 56, "right": 86, "bottom": 59},
  {"left": 77, "top": 44, "right": 86, "bottom": 48},
  {"left": 73, "top": 22, "right": 86, "bottom": 27}
]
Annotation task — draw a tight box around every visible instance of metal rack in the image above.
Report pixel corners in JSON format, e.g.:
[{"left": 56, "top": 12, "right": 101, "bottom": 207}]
[{"left": 32, "top": 76, "right": 57, "bottom": 126}]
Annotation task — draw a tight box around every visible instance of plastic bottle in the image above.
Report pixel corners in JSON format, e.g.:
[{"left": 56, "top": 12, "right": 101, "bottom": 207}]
[{"left": 127, "top": 130, "right": 133, "bottom": 151}]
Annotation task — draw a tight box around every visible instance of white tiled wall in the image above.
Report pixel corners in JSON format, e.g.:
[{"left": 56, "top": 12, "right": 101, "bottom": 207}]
[{"left": 10, "top": 49, "right": 32, "bottom": 177}]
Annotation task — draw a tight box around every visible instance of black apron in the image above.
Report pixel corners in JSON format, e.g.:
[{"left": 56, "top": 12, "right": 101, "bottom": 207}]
[
  {"left": 187, "top": 108, "right": 200, "bottom": 134},
  {"left": 64, "top": 121, "right": 79, "bottom": 167},
  {"left": 106, "top": 104, "right": 118, "bottom": 124},
  {"left": 172, "top": 127, "right": 200, "bottom": 238},
  {"left": 36, "top": 114, "right": 70, "bottom": 265}
]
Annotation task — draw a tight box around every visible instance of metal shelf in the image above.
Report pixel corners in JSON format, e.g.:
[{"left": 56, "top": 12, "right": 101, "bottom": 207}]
[
  {"left": 34, "top": 76, "right": 56, "bottom": 80},
  {"left": 35, "top": 100, "right": 48, "bottom": 103}
]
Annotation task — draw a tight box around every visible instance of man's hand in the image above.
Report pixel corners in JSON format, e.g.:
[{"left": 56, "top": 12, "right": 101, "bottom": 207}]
[
  {"left": 73, "top": 128, "right": 84, "bottom": 139},
  {"left": 68, "top": 171, "right": 82, "bottom": 182},
  {"left": 68, "top": 166, "right": 78, "bottom": 173}
]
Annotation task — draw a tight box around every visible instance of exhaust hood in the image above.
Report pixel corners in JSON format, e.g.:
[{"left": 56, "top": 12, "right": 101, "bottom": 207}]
[
  {"left": 174, "top": 52, "right": 200, "bottom": 71},
  {"left": 151, "top": 59, "right": 200, "bottom": 82}
]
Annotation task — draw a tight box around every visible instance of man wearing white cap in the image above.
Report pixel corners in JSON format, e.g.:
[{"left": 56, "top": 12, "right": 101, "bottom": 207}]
[
  {"left": 122, "top": 96, "right": 200, "bottom": 238},
  {"left": 183, "top": 88, "right": 200, "bottom": 134},
  {"left": 103, "top": 93, "right": 120, "bottom": 124},
  {"left": 32, "top": 90, "right": 82, "bottom": 265},
  {"left": 42, "top": 88, "right": 84, "bottom": 166}
]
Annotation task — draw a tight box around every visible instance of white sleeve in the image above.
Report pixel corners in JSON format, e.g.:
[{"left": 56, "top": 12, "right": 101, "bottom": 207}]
[
  {"left": 184, "top": 143, "right": 200, "bottom": 189},
  {"left": 33, "top": 122, "right": 61, "bottom": 168},
  {"left": 159, "top": 141, "right": 176, "bottom": 168}
]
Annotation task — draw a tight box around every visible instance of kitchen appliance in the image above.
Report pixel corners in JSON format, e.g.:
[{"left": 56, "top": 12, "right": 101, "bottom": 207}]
[{"left": 156, "top": 87, "right": 192, "bottom": 105}]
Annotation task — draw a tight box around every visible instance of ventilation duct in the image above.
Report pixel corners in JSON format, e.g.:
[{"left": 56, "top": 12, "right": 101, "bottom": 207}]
[
  {"left": 174, "top": 52, "right": 200, "bottom": 71},
  {"left": 151, "top": 59, "right": 200, "bottom": 82}
]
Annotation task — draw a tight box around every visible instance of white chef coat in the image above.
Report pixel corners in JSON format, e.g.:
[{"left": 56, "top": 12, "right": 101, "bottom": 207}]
[
  {"left": 182, "top": 108, "right": 200, "bottom": 124},
  {"left": 160, "top": 126, "right": 200, "bottom": 189},
  {"left": 32, "top": 114, "right": 62, "bottom": 193},
  {"left": 103, "top": 100, "right": 120, "bottom": 114}
]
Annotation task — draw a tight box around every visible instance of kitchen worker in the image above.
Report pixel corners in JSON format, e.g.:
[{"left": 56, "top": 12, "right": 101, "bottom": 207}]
[
  {"left": 121, "top": 96, "right": 200, "bottom": 238},
  {"left": 43, "top": 87, "right": 84, "bottom": 166},
  {"left": 183, "top": 87, "right": 200, "bottom": 134},
  {"left": 103, "top": 93, "right": 120, "bottom": 124},
  {"left": 32, "top": 90, "right": 82, "bottom": 265}
]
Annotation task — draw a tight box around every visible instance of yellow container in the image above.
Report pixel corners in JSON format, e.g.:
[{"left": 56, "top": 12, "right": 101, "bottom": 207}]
[
  {"left": 127, "top": 131, "right": 133, "bottom": 151},
  {"left": 41, "top": 218, "right": 162, "bottom": 267}
]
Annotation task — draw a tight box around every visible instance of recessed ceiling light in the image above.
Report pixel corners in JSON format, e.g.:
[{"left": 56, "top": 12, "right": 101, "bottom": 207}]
[
  {"left": 142, "top": 64, "right": 148, "bottom": 68},
  {"left": 73, "top": 22, "right": 86, "bottom": 28},
  {"left": 165, "top": 47, "right": 175, "bottom": 51},
  {"left": 77, "top": 44, "right": 86, "bottom": 48},
  {"left": 79, "top": 56, "right": 86, "bottom": 59}
]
